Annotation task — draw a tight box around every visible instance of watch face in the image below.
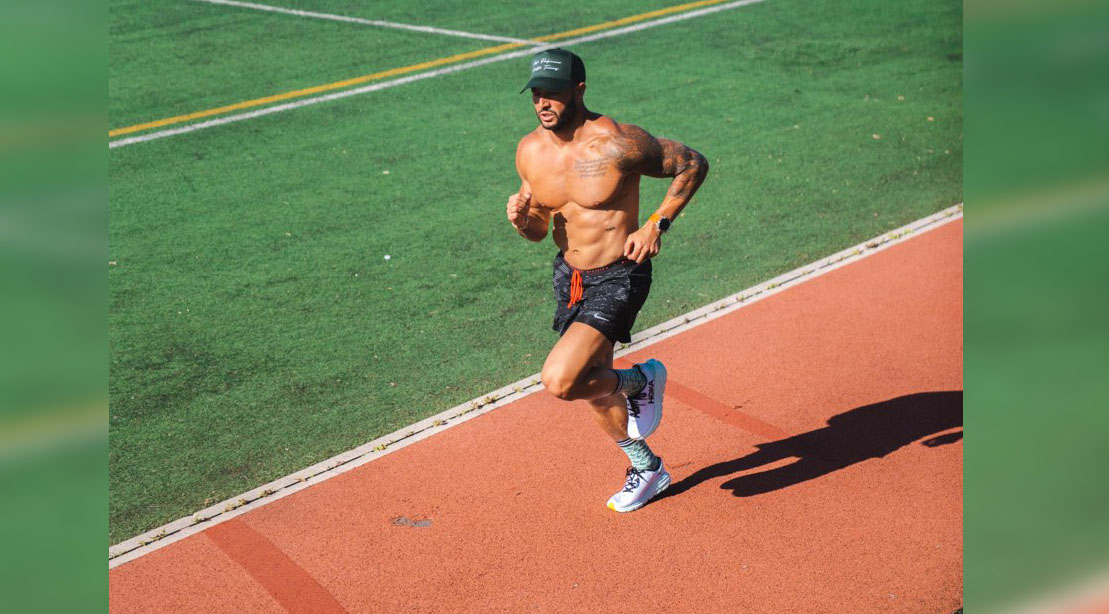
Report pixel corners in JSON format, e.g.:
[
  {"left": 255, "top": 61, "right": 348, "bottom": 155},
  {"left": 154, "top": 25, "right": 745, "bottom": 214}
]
[{"left": 658, "top": 217, "right": 671, "bottom": 232}]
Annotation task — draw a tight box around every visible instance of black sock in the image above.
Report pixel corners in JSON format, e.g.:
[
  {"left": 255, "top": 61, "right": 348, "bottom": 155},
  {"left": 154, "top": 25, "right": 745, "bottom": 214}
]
[{"left": 613, "top": 366, "right": 646, "bottom": 397}]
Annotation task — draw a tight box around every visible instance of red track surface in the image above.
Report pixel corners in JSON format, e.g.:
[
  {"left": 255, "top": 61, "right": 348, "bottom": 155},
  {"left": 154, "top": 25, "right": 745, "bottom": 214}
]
[{"left": 110, "top": 221, "right": 963, "bottom": 613}]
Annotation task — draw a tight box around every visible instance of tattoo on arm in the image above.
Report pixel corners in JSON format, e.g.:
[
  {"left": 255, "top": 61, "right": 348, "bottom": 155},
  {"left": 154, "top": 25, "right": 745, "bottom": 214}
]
[
  {"left": 613, "top": 124, "right": 709, "bottom": 204},
  {"left": 613, "top": 124, "right": 665, "bottom": 175},
  {"left": 660, "top": 139, "right": 709, "bottom": 200}
]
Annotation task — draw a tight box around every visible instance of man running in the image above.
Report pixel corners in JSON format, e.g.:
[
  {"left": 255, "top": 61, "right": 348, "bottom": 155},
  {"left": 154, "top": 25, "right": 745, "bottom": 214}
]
[{"left": 505, "top": 48, "right": 709, "bottom": 512}]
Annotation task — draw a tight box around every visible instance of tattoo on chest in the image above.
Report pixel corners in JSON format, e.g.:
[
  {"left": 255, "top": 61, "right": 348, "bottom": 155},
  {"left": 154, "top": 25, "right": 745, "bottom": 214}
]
[{"left": 573, "top": 158, "right": 608, "bottom": 179}]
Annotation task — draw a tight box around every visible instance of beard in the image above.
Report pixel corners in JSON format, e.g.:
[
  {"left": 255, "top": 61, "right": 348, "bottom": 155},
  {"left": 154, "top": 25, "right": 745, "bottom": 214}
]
[{"left": 539, "top": 96, "right": 579, "bottom": 132}]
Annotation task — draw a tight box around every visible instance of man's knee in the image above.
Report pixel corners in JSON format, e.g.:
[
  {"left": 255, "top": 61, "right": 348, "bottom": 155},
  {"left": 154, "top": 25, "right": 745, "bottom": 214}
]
[{"left": 541, "top": 364, "right": 580, "bottom": 401}]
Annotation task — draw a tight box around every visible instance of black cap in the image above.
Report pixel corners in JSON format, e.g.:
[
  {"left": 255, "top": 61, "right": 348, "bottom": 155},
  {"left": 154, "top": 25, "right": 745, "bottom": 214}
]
[{"left": 520, "top": 48, "right": 586, "bottom": 94}]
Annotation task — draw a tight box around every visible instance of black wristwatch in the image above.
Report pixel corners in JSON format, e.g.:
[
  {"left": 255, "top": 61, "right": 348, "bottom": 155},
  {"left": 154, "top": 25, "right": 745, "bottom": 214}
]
[{"left": 649, "top": 214, "right": 671, "bottom": 234}]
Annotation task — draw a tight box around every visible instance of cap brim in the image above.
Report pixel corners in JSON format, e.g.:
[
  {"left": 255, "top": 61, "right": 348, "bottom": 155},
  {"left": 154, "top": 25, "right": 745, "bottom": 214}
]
[{"left": 519, "top": 76, "right": 572, "bottom": 94}]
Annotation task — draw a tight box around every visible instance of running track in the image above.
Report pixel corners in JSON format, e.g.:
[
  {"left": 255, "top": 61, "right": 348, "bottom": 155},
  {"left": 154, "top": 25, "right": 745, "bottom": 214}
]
[{"left": 110, "top": 220, "right": 963, "bottom": 613}]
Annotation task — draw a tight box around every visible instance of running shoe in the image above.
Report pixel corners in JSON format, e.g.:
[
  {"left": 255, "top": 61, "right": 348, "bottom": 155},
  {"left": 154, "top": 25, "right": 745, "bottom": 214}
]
[
  {"left": 626, "top": 359, "right": 666, "bottom": 440},
  {"left": 606, "top": 460, "right": 671, "bottom": 513}
]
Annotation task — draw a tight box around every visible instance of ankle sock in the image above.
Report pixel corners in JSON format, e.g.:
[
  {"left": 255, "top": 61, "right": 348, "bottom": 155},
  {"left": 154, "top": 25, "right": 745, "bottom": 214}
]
[
  {"left": 617, "top": 437, "right": 660, "bottom": 471},
  {"left": 613, "top": 366, "right": 646, "bottom": 397}
]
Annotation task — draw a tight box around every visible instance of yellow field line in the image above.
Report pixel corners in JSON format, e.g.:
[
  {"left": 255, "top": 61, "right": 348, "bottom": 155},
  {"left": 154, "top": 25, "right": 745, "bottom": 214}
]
[
  {"left": 108, "top": 0, "right": 735, "bottom": 138},
  {"left": 532, "top": 0, "right": 734, "bottom": 41},
  {"left": 107, "top": 42, "right": 524, "bottom": 137}
]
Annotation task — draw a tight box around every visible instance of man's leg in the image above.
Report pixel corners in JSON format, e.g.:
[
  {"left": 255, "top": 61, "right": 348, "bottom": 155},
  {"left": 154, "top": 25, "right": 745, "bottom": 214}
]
[
  {"left": 583, "top": 346, "right": 631, "bottom": 442},
  {"left": 541, "top": 321, "right": 664, "bottom": 437},
  {"left": 540, "top": 322, "right": 620, "bottom": 402},
  {"left": 542, "top": 322, "right": 668, "bottom": 511},
  {"left": 604, "top": 387, "right": 669, "bottom": 512},
  {"left": 587, "top": 352, "right": 664, "bottom": 478},
  {"left": 541, "top": 321, "right": 647, "bottom": 442}
]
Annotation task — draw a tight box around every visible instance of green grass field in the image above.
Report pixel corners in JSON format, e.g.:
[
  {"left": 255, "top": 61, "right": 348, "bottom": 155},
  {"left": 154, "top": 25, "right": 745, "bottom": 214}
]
[{"left": 109, "top": 0, "right": 962, "bottom": 543}]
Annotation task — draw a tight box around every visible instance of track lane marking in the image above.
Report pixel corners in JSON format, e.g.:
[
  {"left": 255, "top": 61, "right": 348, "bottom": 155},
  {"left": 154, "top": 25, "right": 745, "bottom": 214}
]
[
  {"left": 194, "top": 0, "right": 537, "bottom": 44},
  {"left": 206, "top": 518, "right": 346, "bottom": 614},
  {"left": 109, "top": 0, "right": 758, "bottom": 143}
]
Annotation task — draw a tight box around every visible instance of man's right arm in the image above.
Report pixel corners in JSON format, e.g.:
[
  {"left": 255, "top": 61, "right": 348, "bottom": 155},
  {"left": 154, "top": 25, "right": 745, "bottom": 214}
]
[
  {"left": 506, "top": 180, "right": 549, "bottom": 242},
  {"left": 508, "top": 141, "right": 550, "bottom": 242}
]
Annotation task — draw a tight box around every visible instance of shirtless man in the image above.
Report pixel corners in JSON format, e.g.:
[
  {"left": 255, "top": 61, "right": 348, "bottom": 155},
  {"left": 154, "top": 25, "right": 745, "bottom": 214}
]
[{"left": 506, "top": 48, "right": 708, "bottom": 512}]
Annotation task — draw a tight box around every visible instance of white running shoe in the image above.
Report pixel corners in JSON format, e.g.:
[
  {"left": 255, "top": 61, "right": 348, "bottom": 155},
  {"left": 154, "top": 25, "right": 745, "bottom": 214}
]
[
  {"left": 607, "top": 460, "right": 671, "bottom": 513},
  {"left": 626, "top": 359, "right": 666, "bottom": 440}
]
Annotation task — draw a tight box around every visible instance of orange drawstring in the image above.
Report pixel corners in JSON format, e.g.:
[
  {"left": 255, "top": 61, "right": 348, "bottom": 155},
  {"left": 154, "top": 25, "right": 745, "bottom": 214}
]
[{"left": 568, "top": 269, "right": 584, "bottom": 307}]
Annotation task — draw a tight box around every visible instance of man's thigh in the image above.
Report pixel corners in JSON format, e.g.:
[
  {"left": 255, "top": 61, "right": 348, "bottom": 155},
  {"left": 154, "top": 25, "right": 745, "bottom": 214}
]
[{"left": 543, "top": 322, "right": 614, "bottom": 380}]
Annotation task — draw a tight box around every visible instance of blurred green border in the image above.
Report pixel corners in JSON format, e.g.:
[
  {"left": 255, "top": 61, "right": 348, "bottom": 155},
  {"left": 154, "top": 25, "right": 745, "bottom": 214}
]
[
  {"left": 965, "top": 0, "right": 1109, "bottom": 610},
  {"left": 0, "top": 0, "right": 107, "bottom": 611},
  {"left": 9, "top": 0, "right": 1109, "bottom": 609}
]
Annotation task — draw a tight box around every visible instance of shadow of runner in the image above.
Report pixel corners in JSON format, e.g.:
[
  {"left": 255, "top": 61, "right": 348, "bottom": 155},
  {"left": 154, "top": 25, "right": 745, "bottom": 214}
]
[{"left": 657, "top": 391, "right": 962, "bottom": 500}]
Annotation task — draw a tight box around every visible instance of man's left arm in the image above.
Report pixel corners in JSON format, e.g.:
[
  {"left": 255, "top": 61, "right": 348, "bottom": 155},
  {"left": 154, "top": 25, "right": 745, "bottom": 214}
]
[{"left": 617, "top": 125, "right": 709, "bottom": 263}]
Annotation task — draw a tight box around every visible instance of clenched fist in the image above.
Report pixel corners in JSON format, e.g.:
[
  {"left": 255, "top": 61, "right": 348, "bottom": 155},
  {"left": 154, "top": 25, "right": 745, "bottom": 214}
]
[{"left": 507, "top": 191, "right": 531, "bottom": 230}]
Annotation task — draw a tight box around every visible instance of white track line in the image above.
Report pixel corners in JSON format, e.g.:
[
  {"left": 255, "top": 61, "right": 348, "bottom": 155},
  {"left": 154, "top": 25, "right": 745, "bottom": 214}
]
[
  {"left": 109, "top": 0, "right": 768, "bottom": 149},
  {"left": 194, "top": 0, "right": 536, "bottom": 44},
  {"left": 109, "top": 203, "right": 962, "bottom": 568}
]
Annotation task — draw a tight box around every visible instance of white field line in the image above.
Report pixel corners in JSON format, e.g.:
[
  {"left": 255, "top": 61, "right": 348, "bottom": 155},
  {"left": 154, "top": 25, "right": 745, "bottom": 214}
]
[
  {"left": 108, "top": 203, "right": 963, "bottom": 568},
  {"left": 109, "top": 0, "right": 768, "bottom": 149},
  {"left": 194, "top": 0, "right": 536, "bottom": 44}
]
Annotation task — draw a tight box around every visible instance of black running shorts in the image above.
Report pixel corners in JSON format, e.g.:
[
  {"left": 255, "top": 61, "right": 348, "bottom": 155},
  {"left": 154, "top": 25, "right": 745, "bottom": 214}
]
[{"left": 552, "top": 252, "right": 652, "bottom": 344}]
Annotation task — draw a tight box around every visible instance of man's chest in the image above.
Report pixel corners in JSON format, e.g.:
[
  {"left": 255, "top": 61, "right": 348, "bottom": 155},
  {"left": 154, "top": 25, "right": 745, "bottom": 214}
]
[{"left": 526, "top": 150, "right": 628, "bottom": 211}]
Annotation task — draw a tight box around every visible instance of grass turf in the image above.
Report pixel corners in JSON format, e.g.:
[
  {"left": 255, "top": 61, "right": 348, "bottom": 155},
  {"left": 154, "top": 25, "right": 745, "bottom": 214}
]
[
  {"left": 109, "top": 0, "right": 489, "bottom": 128},
  {"left": 109, "top": 0, "right": 961, "bottom": 542}
]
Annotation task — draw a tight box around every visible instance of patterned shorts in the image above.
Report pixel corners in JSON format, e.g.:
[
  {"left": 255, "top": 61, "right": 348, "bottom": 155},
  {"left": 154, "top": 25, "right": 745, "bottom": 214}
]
[{"left": 552, "top": 252, "right": 652, "bottom": 343}]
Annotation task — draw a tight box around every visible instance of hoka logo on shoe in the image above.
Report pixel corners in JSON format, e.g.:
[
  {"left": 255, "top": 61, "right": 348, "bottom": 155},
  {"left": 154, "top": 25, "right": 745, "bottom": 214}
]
[{"left": 627, "top": 398, "right": 640, "bottom": 418}]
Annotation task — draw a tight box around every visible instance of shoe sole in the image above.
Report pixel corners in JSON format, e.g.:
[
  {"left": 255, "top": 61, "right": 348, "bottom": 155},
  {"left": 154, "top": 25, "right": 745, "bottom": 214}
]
[
  {"left": 630, "top": 359, "right": 666, "bottom": 440},
  {"left": 607, "top": 471, "right": 671, "bottom": 513}
]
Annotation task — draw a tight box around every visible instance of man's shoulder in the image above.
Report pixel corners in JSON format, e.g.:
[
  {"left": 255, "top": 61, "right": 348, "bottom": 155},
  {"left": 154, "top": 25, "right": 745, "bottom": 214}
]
[
  {"left": 516, "top": 129, "right": 545, "bottom": 153},
  {"left": 585, "top": 113, "right": 620, "bottom": 133},
  {"left": 611, "top": 119, "right": 655, "bottom": 143},
  {"left": 587, "top": 117, "right": 658, "bottom": 165},
  {"left": 515, "top": 130, "right": 549, "bottom": 175},
  {"left": 586, "top": 116, "right": 653, "bottom": 148},
  {"left": 580, "top": 114, "right": 629, "bottom": 142}
]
